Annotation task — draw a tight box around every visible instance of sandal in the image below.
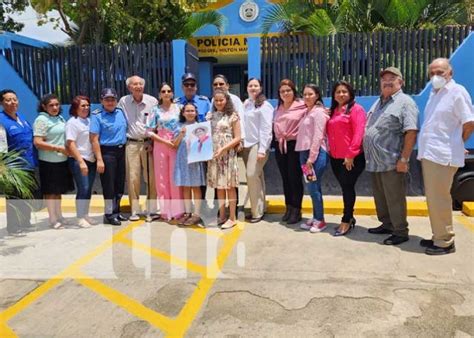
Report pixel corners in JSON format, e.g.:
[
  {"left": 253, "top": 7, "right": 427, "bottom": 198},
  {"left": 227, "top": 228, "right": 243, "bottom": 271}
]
[
  {"left": 221, "top": 219, "right": 237, "bottom": 229},
  {"left": 84, "top": 216, "right": 99, "bottom": 225},
  {"left": 177, "top": 213, "right": 191, "bottom": 225},
  {"left": 58, "top": 217, "right": 74, "bottom": 226},
  {"left": 50, "top": 221, "right": 65, "bottom": 230},
  {"left": 184, "top": 215, "right": 203, "bottom": 227}
]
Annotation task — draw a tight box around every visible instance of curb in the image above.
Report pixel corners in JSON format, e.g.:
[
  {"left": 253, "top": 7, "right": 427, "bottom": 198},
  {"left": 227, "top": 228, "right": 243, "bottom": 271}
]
[{"left": 1, "top": 196, "right": 471, "bottom": 217}]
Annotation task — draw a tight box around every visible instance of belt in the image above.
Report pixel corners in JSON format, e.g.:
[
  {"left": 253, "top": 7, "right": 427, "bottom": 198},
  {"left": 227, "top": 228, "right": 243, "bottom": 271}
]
[
  {"left": 101, "top": 144, "right": 125, "bottom": 149},
  {"left": 127, "top": 138, "right": 150, "bottom": 143}
]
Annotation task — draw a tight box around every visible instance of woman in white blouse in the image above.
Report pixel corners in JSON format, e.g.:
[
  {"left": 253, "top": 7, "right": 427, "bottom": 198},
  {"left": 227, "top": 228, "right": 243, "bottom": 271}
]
[{"left": 242, "top": 78, "right": 273, "bottom": 222}]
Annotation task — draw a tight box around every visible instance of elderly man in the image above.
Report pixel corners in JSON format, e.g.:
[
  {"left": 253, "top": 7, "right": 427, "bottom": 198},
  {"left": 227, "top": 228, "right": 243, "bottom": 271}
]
[
  {"left": 417, "top": 58, "right": 474, "bottom": 255},
  {"left": 118, "top": 75, "right": 158, "bottom": 221},
  {"left": 364, "top": 67, "right": 419, "bottom": 245},
  {"left": 175, "top": 73, "right": 211, "bottom": 122}
]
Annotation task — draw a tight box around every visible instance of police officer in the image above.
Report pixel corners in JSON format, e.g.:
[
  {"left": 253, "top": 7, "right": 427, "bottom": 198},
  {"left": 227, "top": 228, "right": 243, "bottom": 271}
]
[
  {"left": 0, "top": 89, "right": 37, "bottom": 237},
  {"left": 90, "top": 88, "right": 128, "bottom": 225},
  {"left": 175, "top": 73, "right": 211, "bottom": 122}
]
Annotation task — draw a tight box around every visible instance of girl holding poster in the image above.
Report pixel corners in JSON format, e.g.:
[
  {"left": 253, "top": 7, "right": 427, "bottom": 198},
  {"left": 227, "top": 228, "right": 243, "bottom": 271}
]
[
  {"left": 207, "top": 89, "right": 242, "bottom": 229},
  {"left": 173, "top": 103, "right": 206, "bottom": 226}
]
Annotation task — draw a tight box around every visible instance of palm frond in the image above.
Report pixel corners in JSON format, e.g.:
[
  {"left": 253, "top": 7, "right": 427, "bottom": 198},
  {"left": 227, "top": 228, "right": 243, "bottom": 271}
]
[
  {"left": 0, "top": 151, "right": 37, "bottom": 199},
  {"left": 179, "top": 10, "right": 227, "bottom": 39}
]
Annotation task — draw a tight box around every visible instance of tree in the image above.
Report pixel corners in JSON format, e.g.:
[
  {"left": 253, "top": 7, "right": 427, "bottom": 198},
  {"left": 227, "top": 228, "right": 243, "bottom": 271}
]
[
  {"left": 261, "top": 0, "right": 472, "bottom": 36},
  {"left": 0, "top": 151, "right": 37, "bottom": 199},
  {"left": 31, "top": 0, "right": 226, "bottom": 45},
  {"left": 0, "top": 0, "right": 29, "bottom": 32}
]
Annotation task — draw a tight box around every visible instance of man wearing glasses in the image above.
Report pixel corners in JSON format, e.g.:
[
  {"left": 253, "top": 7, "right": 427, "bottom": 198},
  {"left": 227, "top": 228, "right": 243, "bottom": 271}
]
[
  {"left": 118, "top": 75, "right": 158, "bottom": 222},
  {"left": 176, "top": 73, "right": 211, "bottom": 122}
]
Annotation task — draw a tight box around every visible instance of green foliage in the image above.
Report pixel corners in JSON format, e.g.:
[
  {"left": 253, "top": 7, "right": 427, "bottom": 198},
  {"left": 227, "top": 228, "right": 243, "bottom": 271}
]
[
  {"left": 0, "top": 0, "right": 29, "bottom": 32},
  {"left": 262, "top": 0, "right": 471, "bottom": 35},
  {"left": 0, "top": 151, "right": 37, "bottom": 199},
  {"left": 30, "top": 0, "right": 225, "bottom": 45}
]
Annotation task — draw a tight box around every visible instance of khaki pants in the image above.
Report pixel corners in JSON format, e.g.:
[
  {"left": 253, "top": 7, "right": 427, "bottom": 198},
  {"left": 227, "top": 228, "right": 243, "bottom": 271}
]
[
  {"left": 242, "top": 144, "right": 268, "bottom": 218},
  {"left": 421, "top": 159, "right": 458, "bottom": 248},
  {"left": 371, "top": 170, "right": 409, "bottom": 237},
  {"left": 125, "top": 141, "right": 157, "bottom": 214}
]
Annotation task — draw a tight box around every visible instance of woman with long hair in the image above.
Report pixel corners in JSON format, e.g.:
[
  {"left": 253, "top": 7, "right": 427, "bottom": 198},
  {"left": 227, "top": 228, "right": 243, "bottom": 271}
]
[
  {"left": 147, "top": 82, "right": 184, "bottom": 224},
  {"left": 33, "top": 93, "right": 74, "bottom": 229},
  {"left": 327, "top": 81, "right": 366, "bottom": 236},
  {"left": 242, "top": 78, "right": 273, "bottom": 223},
  {"left": 65, "top": 95, "right": 98, "bottom": 228},
  {"left": 273, "top": 79, "right": 306, "bottom": 224}
]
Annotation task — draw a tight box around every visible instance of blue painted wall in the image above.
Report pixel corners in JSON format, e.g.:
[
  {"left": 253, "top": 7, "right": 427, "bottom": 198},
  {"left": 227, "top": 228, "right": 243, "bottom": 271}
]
[{"left": 195, "top": 0, "right": 280, "bottom": 37}]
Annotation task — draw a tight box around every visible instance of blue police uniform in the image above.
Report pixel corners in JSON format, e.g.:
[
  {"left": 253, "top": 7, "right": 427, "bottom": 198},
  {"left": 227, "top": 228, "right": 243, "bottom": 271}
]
[
  {"left": 0, "top": 110, "right": 38, "bottom": 234},
  {"left": 176, "top": 95, "right": 211, "bottom": 122},
  {"left": 90, "top": 107, "right": 128, "bottom": 222}
]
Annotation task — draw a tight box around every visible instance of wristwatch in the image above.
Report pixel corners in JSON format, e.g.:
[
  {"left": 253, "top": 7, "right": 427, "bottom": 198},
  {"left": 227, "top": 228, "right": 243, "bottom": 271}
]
[{"left": 400, "top": 157, "right": 409, "bottom": 163}]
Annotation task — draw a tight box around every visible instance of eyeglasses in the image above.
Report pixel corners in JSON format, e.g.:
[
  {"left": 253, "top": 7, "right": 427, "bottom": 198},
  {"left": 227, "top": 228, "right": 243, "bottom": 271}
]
[
  {"left": 183, "top": 82, "right": 196, "bottom": 88},
  {"left": 160, "top": 90, "right": 172, "bottom": 93},
  {"left": 213, "top": 82, "right": 226, "bottom": 87}
]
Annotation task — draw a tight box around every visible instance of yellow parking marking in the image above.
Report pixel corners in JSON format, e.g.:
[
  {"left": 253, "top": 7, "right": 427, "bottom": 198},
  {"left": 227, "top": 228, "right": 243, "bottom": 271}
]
[
  {"left": 0, "top": 322, "right": 18, "bottom": 337},
  {"left": 74, "top": 271, "right": 175, "bottom": 335},
  {"left": 456, "top": 215, "right": 474, "bottom": 232},
  {"left": 169, "top": 224, "right": 244, "bottom": 337},
  {"left": 187, "top": 226, "right": 224, "bottom": 238},
  {"left": 116, "top": 236, "right": 208, "bottom": 276},
  {"left": 0, "top": 221, "right": 144, "bottom": 322}
]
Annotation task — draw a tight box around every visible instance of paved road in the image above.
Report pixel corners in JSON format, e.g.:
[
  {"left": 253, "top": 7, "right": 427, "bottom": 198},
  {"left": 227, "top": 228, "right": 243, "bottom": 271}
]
[{"left": 1, "top": 209, "right": 473, "bottom": 337}]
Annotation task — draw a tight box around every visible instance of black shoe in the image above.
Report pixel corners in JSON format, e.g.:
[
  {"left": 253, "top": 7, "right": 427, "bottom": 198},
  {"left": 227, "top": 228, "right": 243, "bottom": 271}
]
[
  {"left": 117, "top": 214, "right": 128, "bottom": 221},
  {"left": 368, "top": 224, "right": 393, "bottom": 234},
  {"left": 287, "top": 208, "right": 302, "bottom": 224},
  {"left": 103, "top": 216, "right": 121, "bottom": 226},
  {"left": 425, "top": 243, "right": 456, "bottom": 255},
  {"left": 383, "top": 234, "right": 409, "bottom": 245},
  {"left": 420, "top": 239, "right": 434, "bottom": 248},
  {"left": 245, "top": 215, "right": 263, "bottom": 223},
  {"left": 282, "top": 206, "right": 292, "bottom": 222}
]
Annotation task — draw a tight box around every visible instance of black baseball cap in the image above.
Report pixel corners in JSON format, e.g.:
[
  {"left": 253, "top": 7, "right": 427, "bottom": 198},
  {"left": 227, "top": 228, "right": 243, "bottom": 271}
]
[
  {"left": 181, "top": 73, "right": 197, "bottom": 83},
  {"left": 100, "top": 88, "right": 118, "bottom": 99}
]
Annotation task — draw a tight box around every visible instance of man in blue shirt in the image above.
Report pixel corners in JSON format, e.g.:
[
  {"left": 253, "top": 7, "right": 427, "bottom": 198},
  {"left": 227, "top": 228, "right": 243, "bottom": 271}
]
[
  {"left": 0, "top": 89, "right": 38, "bottom": 236},
  {"left": 175, "top": 73, "right": 211, "bottom": 122},
  {"left": 90, "top": 88, "right": 128, "bottom": 225}
]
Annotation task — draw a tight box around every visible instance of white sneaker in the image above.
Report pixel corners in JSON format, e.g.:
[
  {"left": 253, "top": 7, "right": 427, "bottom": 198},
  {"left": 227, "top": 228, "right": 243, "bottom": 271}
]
[
  {"left": 78, "top": 218, "right": 92, "bottom": 228},
  {"left": 129, "top": 213, "right": 140, "bottom": 221},
  {"left": 309, "top": 220, "right": 327, "bottom": 233},
  {"left": 300, "top": 218, "right": 314, "bottom": 230}
]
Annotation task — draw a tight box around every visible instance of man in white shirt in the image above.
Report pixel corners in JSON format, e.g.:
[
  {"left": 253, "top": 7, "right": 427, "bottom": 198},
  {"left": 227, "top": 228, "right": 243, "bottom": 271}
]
[
  {"left": 418, "top": 58, "right": 474, "bottom": 255},
  {"left": 118, "top": 75, "right": 158, "bottom": 221}
]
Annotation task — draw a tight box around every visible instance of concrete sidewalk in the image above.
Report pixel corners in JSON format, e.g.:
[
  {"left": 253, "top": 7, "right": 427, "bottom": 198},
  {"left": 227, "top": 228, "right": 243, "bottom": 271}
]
[{"left": 0, "top": 208, "right": 473, "bottom": 336}]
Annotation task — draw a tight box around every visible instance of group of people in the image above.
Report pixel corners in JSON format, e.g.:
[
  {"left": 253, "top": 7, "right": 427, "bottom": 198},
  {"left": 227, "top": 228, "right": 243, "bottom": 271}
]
[{"left": 1, "top": 57, "right": 473, "bottom": 256}]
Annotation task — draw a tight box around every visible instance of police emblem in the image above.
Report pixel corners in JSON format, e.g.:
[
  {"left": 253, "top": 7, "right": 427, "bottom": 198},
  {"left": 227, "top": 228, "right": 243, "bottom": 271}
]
[{"left": 239, "top": 0, "right": 259, "bottom": 23}]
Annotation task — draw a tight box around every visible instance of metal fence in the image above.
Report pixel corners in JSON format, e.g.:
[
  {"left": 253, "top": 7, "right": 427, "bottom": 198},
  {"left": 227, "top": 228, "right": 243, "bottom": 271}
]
[
  {"left": 1, "top": 42, "right": 172, "bottom": 103},
  {"left": 261, "top": 26, "right": 473, "bottom": 98}
]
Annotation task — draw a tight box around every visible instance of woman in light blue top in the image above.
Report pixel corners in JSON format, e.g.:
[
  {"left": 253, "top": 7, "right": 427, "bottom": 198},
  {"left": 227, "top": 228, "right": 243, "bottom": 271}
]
[{"left": 33, "top": 94, "right": 74, "bottom": 229}]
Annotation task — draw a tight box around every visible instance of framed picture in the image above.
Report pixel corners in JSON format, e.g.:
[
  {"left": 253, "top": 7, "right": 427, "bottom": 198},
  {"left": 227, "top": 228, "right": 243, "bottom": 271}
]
[{"left": 186, "top": 121, "right": 213, "bottom": 164}]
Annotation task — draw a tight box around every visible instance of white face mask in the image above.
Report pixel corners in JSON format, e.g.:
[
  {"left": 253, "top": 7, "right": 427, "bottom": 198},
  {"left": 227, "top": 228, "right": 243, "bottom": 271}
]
[{"left": 431, "top": 75, "right": 447, "bottom": 90}]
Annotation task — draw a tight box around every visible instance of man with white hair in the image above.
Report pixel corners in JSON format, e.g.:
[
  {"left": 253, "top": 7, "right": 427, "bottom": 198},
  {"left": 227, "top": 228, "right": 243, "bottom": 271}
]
[
  {"left": 118, "top": 75, "right": 158, "bottom": 221},
  {"left": 418, "top": 58, "right": 474, "bottom": 255}
]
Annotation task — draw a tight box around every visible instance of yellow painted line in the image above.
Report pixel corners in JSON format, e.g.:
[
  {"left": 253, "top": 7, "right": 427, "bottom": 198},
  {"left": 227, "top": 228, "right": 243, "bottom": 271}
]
[
  {"left": 74, "top": 271, "right": 174, "bottom": 335},
  {"left": 456, "top": 215, "right": 474, "bottom": 232},
  {"left": 169, "top": 223, "right": 245, "bottom": 337},
  {"left": 116, "top": 236, "right": 208, "bottom": 276},
  {"left": 187, "top": 226, "right": 224, "bottom": 238},
  {"left": 0, "top": 221, "right": 144, "bottom": 323},
  {"left": 462, "top": 202, "right": 474, "bottom": 217},
  {"left": 0, "top": 322, "right": 18, "bottom": 337}
]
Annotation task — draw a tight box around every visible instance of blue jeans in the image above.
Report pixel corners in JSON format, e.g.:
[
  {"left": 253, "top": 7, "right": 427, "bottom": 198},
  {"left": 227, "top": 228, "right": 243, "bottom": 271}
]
[
  {"left": 69, "top": 158, "right": 97, "bottom": 218},
  {"left": 299, "top": 149, "right": 329, "bottom": 221}
]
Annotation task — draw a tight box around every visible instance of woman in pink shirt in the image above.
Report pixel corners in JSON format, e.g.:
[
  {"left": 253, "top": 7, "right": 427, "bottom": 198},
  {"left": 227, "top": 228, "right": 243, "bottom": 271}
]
[
  {"left": 295, "top": 84, "right": 330, "bottom": 233},
  {"left": 273, "top": 79, "right": 306, "bottom": 224},
  {"left": 326, "top": 81, "right": 366, "bottom": 236}
]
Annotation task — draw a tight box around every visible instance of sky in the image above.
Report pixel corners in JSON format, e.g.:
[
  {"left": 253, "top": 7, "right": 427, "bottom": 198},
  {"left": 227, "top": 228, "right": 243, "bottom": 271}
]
[{"left": 10, "top": 5, "right": 69, "bottom": 44}]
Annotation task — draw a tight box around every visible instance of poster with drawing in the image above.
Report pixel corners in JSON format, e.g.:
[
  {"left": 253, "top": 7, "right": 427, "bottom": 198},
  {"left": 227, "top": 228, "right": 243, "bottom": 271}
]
[{"left": 186, "top": 121, "right": 213, "bottom": 164}]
